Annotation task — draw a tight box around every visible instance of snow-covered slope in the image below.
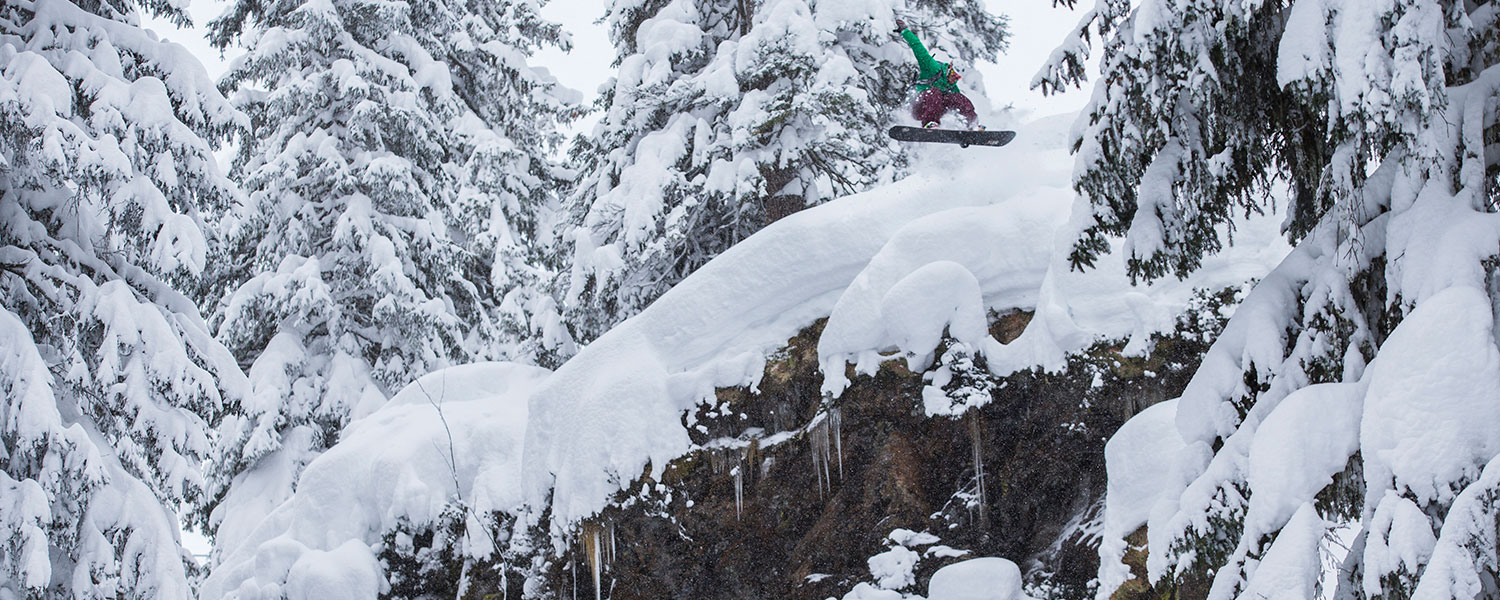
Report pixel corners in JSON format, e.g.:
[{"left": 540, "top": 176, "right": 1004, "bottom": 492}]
[
  {"left": 202, "top": 363, "right": 551, "bottom": 599},
  {"left": 204, "top": 113, "right": 1291, "bottom": 598}
]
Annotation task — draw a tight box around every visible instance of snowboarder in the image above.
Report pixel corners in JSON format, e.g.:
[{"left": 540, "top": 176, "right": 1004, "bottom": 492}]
[{"left": 895, "top": 20, "right": 981, "bottom": 130}]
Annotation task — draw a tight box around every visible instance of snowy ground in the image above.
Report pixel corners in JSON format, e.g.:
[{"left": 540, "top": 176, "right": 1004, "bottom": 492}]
[{"left": 204, "top": 112, "right": 1292, "bottom": 599}]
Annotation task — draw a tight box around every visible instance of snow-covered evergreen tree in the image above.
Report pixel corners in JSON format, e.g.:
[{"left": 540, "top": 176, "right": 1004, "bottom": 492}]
[
  {"left": 204, "top": 0, "right": 577, "bottom": 560},
  {"left": 1040, "top": 0, "right": 1500, "bottom": 598},
  {"left": 558, "top": 0, "right": 1007, "bottom": 343},
  {"left": 926, "top": 339, "right": 997, "bottom": 416},
  {"left": 0, "top": 0, "right": 249, "bottom": 596}
]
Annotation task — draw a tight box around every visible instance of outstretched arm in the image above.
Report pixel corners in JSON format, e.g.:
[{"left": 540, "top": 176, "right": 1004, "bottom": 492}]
[{"left": 898, "top": 28, "right": 942, "bottom": 75}]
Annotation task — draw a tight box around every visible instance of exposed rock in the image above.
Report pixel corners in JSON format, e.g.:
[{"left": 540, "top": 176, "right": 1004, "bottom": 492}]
[
  {"left": 382, "top": 289, "right": 1240, "bottom": 600},
  {"left": 546, "top": 318, "right": 1211, "bottom": 599}
]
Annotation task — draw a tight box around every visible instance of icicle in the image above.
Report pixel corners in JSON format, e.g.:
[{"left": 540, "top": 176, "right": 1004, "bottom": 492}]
[
  {"left": 824, "top": 415, "right": 834, "bottom": 487},
  {"left": 810, "top": 416, "right": 831, "bottom": 499},
  {"left": 594, "top": 527, "right": 602, "bottom": 600},
  {"left": 969, "top": 412, "right": 988, "bottom": 529},
  {"left": 609, "top": 521, "right": 617, "bottom": 566},
  {"left": 586, "top": 523, "right": 602, "bottom": 600},
  {"left": 710, "top": 447, "right": 726, "bottom": 475},
  {"left": 732, "top": 464, "right": 744, "bottom": 519},
  {"left": 810, "top": 425, "right": 823, "bottom": 500},
  {"left": 831, "top": 405, "right": 843, "bottom": 479}
]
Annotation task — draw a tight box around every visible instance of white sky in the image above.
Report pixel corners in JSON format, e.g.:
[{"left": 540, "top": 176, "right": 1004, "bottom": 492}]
[{"left": 976, "top": 0, "right": 1096, "bottom": 117}]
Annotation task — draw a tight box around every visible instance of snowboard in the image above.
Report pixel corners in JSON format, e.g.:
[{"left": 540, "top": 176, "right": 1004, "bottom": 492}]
[{"left": 888, "top": 126, "right": 1016, "bottom": 148}]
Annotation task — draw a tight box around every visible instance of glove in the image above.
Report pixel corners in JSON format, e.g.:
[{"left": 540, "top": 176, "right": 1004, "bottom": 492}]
[{"left": 894, "top": 19, "right": 906, "bottom": 33}]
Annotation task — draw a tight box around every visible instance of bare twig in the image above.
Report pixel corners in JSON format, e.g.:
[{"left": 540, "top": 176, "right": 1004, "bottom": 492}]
[
  {"left": 418, "top": 377, "right": 465, "bottom": 502},
  {"left": 414, "top": 376, "right": 502, "bottom": 560}
]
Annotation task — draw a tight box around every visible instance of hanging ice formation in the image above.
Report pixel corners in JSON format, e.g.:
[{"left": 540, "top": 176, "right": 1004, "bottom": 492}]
[
  {"left": 811, "top": 418, "right": 830, "bottom": 499},
  {"left": 968, "top": 412, "right": 988, "bottom": 528},
  {"left": 579, "top": 520, "right": 616, "bottom": 600},
  {"left": 810, "top": 406, "right": 844, "bottom": 499},
  {"left": 732, "top": 465, "right": 744, "bottom": 520},
  {"left": 710, "top": 439, "right": 760, "bottom": 520},
  {"left": 832, "top": 406, "right": 844, "bottom": 478}
]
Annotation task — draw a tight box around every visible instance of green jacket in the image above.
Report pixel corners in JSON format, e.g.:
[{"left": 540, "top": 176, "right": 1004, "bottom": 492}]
[{"left": 901, "top": 29, "right": 960, "bottom": 94}]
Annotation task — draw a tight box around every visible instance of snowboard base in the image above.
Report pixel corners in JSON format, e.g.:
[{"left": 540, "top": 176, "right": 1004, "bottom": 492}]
[{"left": 888, "top": 126, "right": 1016, "bottom": 148}]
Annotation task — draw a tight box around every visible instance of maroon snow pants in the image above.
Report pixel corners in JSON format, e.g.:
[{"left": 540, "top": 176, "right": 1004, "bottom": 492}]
[{"left": 911, "top": 89, "right": 977, "bottom": 127}]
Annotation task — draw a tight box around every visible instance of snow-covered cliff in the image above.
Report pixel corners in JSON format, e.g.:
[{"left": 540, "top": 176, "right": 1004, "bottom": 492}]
[{"left": 203, "top": 112, "right": 1290, "bottom": 600}]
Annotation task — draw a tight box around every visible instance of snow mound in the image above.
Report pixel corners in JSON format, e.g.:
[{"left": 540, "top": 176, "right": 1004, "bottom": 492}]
[
  {"left": 1360, "top": 285, "right": 1500, "bottom": 505},
  {"left": 1095, "top": 399, "right": 1188, "bottom": 598},
  {"left": 203, "top": 362, "right": 550, "bottom": 599},
  {"left": 1247, "top": 382, "right": 1363, "bottom": 534},
  {"left": 843, "top": 583, "right": 908, "bottom": 600},
  {"left": 818, "top": 199, "right": 1069, "bottom": 394},
  {"left": 927, "top": 557, "right": 1031, "bottom": 600},
  {"left": 1238, "top": 503, "right": 1325, "bottom": 600},
  {"left": 869, "top": 545, "right": 921, "bottom": 590}
]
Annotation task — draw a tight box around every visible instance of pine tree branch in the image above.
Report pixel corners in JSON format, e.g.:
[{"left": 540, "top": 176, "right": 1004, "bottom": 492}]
[{"left": 1, "top": 260, "right": 28, "bottom": 277}]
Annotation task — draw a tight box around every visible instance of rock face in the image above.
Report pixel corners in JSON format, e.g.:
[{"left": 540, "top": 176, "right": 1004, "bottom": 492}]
[
  {"left": 379, "top": 299, "right": 1231, "bottom": 600},
  {"left": 521, "top": 308, "right": 1219, "bottom": 600}
]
